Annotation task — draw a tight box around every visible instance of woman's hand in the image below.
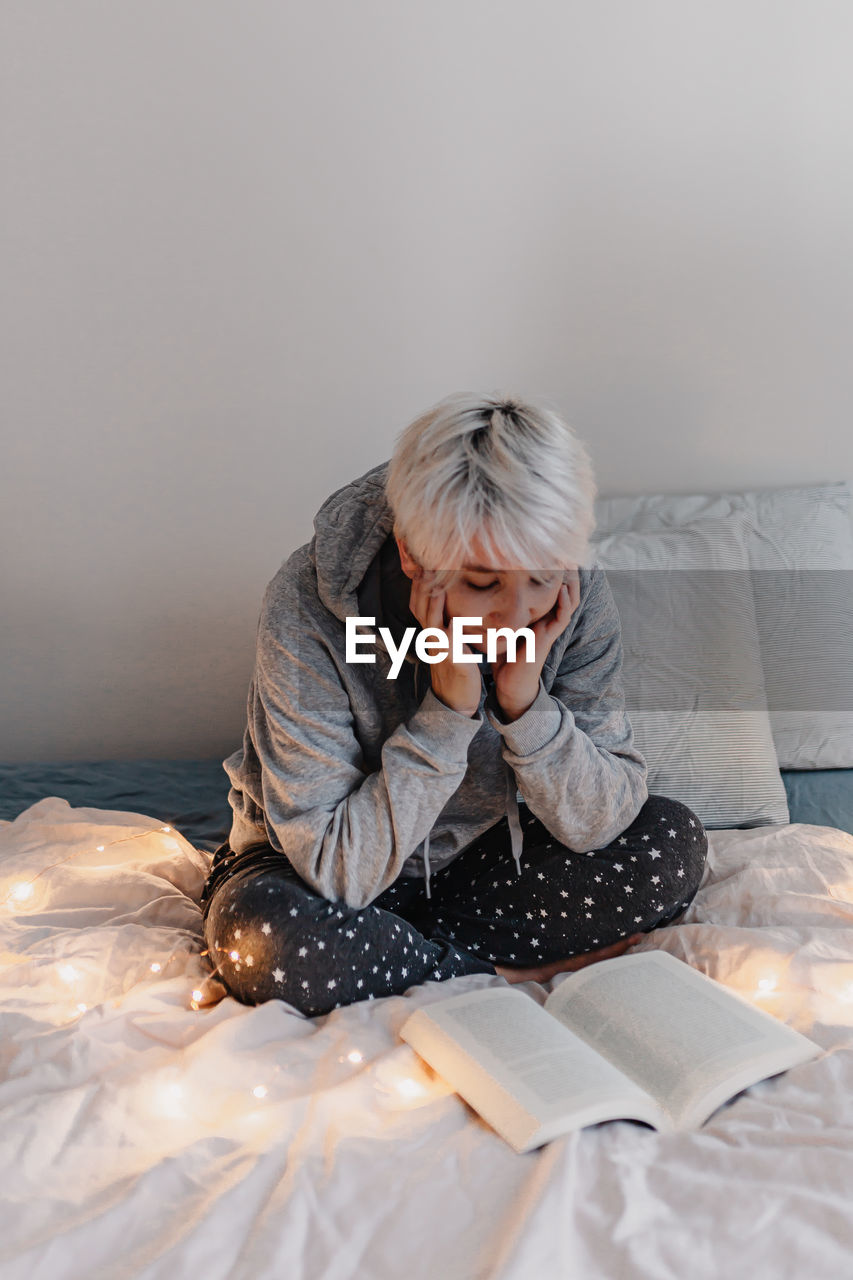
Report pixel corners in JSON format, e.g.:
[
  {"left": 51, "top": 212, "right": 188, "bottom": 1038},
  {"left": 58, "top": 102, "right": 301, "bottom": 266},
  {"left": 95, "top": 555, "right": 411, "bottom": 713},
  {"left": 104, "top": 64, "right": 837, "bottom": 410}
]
[
  {"left": 491, "top": 568, "right": 580, "bottom": 722},
  {"left": 408, "top": 570, "right": 483, "bottom": 718}
]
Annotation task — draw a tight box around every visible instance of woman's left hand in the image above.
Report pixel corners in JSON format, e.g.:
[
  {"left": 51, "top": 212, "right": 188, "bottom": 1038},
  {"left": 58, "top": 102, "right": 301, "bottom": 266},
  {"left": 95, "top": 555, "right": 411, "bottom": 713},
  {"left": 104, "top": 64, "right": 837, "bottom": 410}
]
[{"left": 491, "top": 568, "right": 580, "bottom": 722}]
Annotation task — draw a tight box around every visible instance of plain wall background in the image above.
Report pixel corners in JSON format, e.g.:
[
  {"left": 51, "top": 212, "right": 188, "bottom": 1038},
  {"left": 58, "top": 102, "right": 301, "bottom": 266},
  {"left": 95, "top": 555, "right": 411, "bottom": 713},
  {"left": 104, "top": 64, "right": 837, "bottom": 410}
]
[{"left": 2, "top": 1, "right": 851, "bottom": 764}]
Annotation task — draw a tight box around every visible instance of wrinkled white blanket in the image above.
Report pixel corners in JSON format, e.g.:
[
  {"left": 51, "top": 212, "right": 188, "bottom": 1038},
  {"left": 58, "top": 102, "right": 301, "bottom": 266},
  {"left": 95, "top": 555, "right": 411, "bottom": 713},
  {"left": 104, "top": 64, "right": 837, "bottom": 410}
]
[{"left": 1, "top": 797, "right": 852, "bottom": 1280}]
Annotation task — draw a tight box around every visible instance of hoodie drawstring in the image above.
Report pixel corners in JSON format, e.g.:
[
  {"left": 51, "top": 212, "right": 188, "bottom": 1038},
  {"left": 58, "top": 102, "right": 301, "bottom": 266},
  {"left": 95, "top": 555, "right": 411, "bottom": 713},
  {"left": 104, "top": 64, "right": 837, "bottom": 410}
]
[
  {"left": 423, "top": 829, "right": 432, "bottom": 899},
  {"left": 415, "top": 657, "right": 434, "bottom": 899},
  {"left": 505, "top": 766, "right": 524, "bottom": 879}
]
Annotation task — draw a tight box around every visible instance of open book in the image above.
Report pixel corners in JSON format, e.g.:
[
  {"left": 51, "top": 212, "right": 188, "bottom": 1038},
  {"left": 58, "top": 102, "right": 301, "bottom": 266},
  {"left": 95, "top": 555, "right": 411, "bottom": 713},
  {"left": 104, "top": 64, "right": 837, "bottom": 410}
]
[{"left": 399, "top": 950, "right": 822, "bottom": 1153}]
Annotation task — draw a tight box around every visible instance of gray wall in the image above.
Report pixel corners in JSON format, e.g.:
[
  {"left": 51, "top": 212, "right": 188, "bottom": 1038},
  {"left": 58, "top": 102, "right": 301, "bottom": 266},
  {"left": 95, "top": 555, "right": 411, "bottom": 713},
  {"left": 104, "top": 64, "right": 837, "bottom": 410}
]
[{"left": 2, "top": 1, "right": 851, "bottom": 763}]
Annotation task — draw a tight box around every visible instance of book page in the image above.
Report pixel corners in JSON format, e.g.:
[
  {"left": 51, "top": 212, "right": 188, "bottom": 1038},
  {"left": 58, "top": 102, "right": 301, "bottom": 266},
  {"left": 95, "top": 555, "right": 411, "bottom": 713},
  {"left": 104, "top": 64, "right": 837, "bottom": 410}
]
[
  {"left": 400, "top": 987, "right": 666, "bottom": 1153},
  {"left": 544, "top": 951, "right": 821, "bottom": 1128}
]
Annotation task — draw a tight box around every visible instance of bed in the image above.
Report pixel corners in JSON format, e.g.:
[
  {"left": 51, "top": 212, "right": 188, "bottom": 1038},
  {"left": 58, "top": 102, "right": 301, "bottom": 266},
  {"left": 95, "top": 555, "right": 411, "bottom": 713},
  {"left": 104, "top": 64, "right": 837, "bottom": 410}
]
[{"left": 2, "top": 482, "right": 853, "bottom": 1279}]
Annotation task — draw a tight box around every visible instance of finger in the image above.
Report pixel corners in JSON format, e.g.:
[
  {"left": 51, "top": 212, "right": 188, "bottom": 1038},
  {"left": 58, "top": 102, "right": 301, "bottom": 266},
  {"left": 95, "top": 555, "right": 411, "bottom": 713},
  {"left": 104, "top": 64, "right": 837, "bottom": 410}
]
[
  {"left": 426, "top": 587, "right": 446, "bottom": 635},
  {"left": 565, "top": 569, "right": 581, "bottom": 614}
]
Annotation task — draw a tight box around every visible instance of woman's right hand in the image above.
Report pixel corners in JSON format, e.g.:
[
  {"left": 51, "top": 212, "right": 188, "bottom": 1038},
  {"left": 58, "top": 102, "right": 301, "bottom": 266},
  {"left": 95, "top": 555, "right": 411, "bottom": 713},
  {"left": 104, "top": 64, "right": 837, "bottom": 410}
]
[{"left": 408, "top": 569, "right": 484, "bottom": 718}]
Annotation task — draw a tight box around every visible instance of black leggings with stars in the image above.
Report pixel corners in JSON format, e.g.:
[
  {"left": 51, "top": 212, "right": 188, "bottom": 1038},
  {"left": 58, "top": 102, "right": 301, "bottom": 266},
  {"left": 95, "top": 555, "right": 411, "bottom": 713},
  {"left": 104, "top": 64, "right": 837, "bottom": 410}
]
[{"left": 200, "top": 794, "right": 708, "bottom": 1018}]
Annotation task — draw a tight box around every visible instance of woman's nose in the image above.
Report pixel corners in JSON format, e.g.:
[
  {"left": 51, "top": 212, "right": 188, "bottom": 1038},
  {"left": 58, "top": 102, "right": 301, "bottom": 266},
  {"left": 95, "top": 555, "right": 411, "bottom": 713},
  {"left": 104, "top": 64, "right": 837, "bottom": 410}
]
[{"left": 490, "top": 587, "right": 536, "bottom": 629}]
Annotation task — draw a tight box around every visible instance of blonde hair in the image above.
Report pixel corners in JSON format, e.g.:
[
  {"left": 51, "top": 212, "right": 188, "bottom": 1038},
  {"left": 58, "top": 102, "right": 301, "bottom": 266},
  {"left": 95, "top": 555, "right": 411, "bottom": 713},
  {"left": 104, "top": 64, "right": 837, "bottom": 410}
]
[{"left": 385, "top": 390, "right": 598, "bottom": 589}]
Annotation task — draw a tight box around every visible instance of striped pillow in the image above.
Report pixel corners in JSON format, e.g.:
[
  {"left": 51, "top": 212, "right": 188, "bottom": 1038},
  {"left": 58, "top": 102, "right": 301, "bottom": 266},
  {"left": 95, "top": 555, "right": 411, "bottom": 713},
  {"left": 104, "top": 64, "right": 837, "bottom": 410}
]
[{"left": 590, "top": 513, "right": 790, "bottom": 829}]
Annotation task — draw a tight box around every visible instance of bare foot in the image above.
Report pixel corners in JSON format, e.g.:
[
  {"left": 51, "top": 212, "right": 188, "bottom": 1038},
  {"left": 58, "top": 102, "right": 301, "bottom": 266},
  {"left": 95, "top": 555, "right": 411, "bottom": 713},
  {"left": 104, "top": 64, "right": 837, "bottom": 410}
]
[{"left": 494, "top": 933, "right": 644, "bottom": 985}]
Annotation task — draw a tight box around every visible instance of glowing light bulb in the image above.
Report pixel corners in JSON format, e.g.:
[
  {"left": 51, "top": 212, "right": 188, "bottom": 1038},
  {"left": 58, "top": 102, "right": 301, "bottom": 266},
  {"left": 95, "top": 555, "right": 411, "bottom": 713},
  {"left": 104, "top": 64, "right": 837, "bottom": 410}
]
[
  {"left": 229, "top": 950, "right": 240, "bottom": 961},
  {"left": 757, "top": 976, "right": 777, "bottom": 993},
  {"left": 191, "top": 988, "right": 203, "bottom": 1002},
  {"left": 162, "top": 826, "right": 171, "bottom": 833},
  {"left": 96, "top": 845, "right": 105, "bottom": 852},
  {"left": 347, "top": 1050, "right": 363, "bottom": 1064},
  {"left": 58, "top": 964, "right": 79, "bottom": 984},
  {"left": 253, "top": 1085, "right": 268, "bottom": 1099},
  {"left": 10, "top": 882, "right": 34, "bottom": 902},
  {"left": 150, "top": 962, "right": 162, "bottom": 973},
  {"left": 77, "top": 1002, "right": 87, "bottom": 1013},
  {"left": 396, "top": 1077, "right": 424, "bottom": 1099}
]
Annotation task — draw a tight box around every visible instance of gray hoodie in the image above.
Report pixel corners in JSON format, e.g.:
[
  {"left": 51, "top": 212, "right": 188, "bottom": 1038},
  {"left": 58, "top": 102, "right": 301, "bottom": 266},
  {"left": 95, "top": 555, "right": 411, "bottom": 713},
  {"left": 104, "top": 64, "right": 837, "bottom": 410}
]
[{"left": 222, "top": 459, "right": 649, "bottom": 910}]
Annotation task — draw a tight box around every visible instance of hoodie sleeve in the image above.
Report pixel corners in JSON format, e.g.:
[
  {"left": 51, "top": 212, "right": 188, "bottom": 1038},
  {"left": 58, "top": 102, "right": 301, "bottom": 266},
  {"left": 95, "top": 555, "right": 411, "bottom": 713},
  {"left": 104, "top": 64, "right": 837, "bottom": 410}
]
[
  {"left": 248, "top": 575, "right": 483, "bottom": 910},
  {"left": 483, "top": 566, "right": 649, "bottom": 852}
]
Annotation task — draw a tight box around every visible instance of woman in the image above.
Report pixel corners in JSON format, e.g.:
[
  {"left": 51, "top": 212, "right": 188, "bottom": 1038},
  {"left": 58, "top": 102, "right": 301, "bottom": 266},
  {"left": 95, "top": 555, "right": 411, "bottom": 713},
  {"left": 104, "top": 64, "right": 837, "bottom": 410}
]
[{"left": 200, "top": 391, "right": 708, "bottom": 1016}]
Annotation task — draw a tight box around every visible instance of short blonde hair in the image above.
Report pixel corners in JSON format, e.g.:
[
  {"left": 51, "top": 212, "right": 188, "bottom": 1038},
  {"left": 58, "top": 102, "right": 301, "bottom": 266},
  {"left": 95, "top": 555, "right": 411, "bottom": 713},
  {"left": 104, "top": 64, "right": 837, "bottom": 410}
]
[{"left": 385, "top": 390, "right": 598, "bottom": 589}]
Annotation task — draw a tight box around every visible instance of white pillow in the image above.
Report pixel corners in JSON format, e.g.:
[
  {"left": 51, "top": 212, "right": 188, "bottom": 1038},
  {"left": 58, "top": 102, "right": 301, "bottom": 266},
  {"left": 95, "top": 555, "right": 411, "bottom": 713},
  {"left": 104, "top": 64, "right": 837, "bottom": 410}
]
[
  {"left": 593, "top": 482, "right": 853, "bottom": 770},
  {"left": 591, "top": 513, "right": 790, "bottom": 829}
]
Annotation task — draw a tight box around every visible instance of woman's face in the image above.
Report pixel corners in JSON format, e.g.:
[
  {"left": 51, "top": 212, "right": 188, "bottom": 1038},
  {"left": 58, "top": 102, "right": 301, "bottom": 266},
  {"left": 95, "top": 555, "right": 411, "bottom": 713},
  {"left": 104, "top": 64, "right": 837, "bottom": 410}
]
[{"left": 397, "top": 532, "right": 570, "bottom": 656}]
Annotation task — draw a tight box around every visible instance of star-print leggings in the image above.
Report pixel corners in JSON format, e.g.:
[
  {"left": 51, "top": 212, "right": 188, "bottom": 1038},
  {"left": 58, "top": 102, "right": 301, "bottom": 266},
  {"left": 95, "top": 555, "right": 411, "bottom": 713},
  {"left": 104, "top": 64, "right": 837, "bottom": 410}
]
[{"left": 200, "top": 793, "right": 708, "bottom": 1018}]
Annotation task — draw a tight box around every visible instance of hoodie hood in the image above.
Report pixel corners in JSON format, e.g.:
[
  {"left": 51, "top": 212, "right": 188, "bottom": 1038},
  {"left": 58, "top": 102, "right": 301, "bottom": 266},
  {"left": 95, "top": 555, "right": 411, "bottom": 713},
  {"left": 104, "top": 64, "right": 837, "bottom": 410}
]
[{"left": 309, "top": 459, "right": 524, "bottom": 897}]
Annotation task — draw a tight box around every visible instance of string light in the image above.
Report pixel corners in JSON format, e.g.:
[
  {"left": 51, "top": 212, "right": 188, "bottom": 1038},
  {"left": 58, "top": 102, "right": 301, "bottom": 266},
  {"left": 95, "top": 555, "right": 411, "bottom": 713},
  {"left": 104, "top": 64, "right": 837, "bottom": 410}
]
[
  {"left": 1, "top": 825, "right": 182, "bottom": 912},
  {"left": 2, "top": 822, "right": 217, "bottom": 1018},
  {"left": 395, "top": 1076, "right": 426, "bottom": 1099}
]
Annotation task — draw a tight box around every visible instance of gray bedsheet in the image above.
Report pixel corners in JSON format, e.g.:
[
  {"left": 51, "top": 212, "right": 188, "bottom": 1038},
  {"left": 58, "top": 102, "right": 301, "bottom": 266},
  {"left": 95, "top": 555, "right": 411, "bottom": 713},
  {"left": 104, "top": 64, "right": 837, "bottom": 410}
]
[{"left": 0, "top": 759, "right": 231, "bottom": 850}]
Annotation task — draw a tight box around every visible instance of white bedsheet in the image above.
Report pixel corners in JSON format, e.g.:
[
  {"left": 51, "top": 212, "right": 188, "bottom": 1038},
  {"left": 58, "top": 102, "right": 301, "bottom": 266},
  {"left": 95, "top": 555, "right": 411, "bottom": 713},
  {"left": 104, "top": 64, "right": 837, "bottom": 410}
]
[{"left": 1, "top": 797, "right": 852, "bottom": 1280}]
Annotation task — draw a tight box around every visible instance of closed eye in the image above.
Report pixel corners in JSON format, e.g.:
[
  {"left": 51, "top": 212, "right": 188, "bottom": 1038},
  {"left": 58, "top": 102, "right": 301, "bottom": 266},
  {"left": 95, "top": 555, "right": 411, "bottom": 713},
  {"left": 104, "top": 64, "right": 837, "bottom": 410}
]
[{"left": 465, "top": 578, "right": 554, "bottom": 591}]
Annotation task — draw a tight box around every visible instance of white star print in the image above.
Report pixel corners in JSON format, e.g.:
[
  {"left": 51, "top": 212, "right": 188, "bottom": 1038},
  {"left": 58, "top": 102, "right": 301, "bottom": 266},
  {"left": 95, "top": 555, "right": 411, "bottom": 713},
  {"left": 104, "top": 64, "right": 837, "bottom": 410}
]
[
  {"left": 651, "top": 875, "right": 661, "bottom": 885},
  {"left": 689, "top": 818, "right": 696, "bottom": 826},
  {"left": 648, "top": 849, "right": 662, "bottom": 860},
  {"left": 584, "top": 897, "right": 594, "bottom": 905},
  {"left": 234, "top": 929, "right": 242, "bottom": 939},
  {"left": 317, "top": 941, "right": 325, "bottom": 950},
  {"left": 273, "top": 968, "right": 284, "bottom": 982},
  {"left": 677, "top": 868, "right": 685, "bottom": 877},
  {"left": 298, "top": 946, "right": 307, "bottom": 957},
  {"left": 261, "top": 922, "right": 271, "bottom": 934},
  {"left": 642, "top": 834, "right": 650, "bottom": 841},
  {"left": 613, "top": 862, "right": 623, "bottom": 872},
  {"left": 624, "top": 885, "right": 633, "bottom": 894},
  {"left": 327, "top": 979, "right": 336, "bottom": 989},
  {"left": 618, "top": 837, "right": 627, "bottom": 845},
  {"left": 634, "top": 916, "right": 643, "bottom": 923}
]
